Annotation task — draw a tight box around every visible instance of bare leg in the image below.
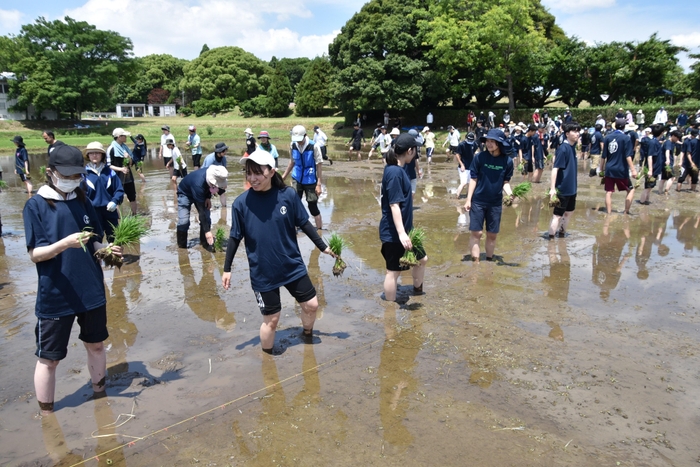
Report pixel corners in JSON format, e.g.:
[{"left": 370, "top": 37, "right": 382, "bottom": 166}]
[
  {"left": 548, "top": 214, "right": 562, "bottom": 237},
  {"left": 412, "top": 255, "right": 428, "bottom": 288},
  {"left": 534, "top": 168, "right": 543, "bottom": 182},
  {"left": 470, "top": 231, "right": 482, "bottom": 261},
  {"left": 130, "top": 200, "right": 137, "bottom": 215},
  {"left": 605, "top": 191, "right": 613, "bottom": 214},
  {"left": 624, "top": 188, "right": 635, "bottom": 214},
  {"left": 383, "top": 270, "right": 401, "bottom": 302},
  {"left": 560, "top": 211, "right": 573, "bottom": 232},
  {"left": 485, "top": 232, "right": 498, "bottom": 258},
  {"left": 35, "top": 358, "right": 59, "bottom": 413},
  {"left": 260, "top": 312, "right": 280, "bottom": 350},
  {"left": 299, "top": 296, "right": 318, "bottom": 332},
  {"left": 84, "top": 341, "right": 107, "bottom": 393},
  {"left": 26, "top": 180, "right": 33, "bottom": 196},
  {"left": 220, "top": 193, "right": 227, "bottom": 207}
]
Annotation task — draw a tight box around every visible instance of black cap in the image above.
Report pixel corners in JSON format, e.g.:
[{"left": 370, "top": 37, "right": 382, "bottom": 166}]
[
  {"left": 49, "top": 145, "right": 86, "bottom": 176},
  {"left": 161, "top": 125, "right": 170, "bottom": 131},
  {"left": 393, "top": 133, "right": 420, "bottom": 154},
  {"left": 313, "top": 126, "right": 319, "bottom": 131},
  {"left": 214, "top": 142, "right": 228, "bottom": 153},
  {"left": 136, "top": 134, "right": 144, "bottom": 140},
  {"left": 466, "top": 132, "right": 476, "bottom": 142},
  {"left": 12, "top": 135, "right": 24, "bottom": 145}
]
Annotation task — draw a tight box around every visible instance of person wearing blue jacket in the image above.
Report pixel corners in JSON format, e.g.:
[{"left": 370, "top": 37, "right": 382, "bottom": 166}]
[
  {"left": 130, "top": 134, "right": 147, "bottom": 182},
  {"left": 176, "top": 165, "right": 228, "bottom": 249},
  {"left": 82, "top": 142, "right": 124, "bottom": 243}
]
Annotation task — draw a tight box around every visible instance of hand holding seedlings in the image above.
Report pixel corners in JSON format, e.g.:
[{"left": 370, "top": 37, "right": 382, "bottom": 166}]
[
  {"left": 546, "top": 188, "right": 561, "bottom": 208},
  {"left": 504, "top": 182, "right": 531, "bottom": 206},
  {"left": 400, "top": 227, "right": 425, "bottom": 268},
  {"left": 95, "top": 214, "right": 149, "bottom": 269},
  {"left": 327, "top": 233, "right": 348, "bottom": 276}
]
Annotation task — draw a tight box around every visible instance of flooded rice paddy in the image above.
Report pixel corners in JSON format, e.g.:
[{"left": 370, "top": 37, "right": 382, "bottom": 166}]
[{"left": 0, "top": 145, "right": 699, "bottom": 466}]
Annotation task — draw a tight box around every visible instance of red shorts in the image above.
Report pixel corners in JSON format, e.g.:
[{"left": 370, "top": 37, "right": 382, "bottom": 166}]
[{"left": 604, "top": 177, "right": 631, "bottom": 192}]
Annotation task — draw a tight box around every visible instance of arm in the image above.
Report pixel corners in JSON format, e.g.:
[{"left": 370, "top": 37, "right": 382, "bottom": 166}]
[
  {"left": 627, "top": 156, "right": 637, "bottom": 178},
  {"left": 390, "top": 203, "right": 411, "bottom": 250},
  {"left": 28, "top": 234, "right": 120, "bottom": 263},
  {"left": 315, "top": 146, "right": 323, "bottom": 196},
  {"left": 221, "top": 236, "right": 241, "bottom": 289},
  {"left": 502, "top": 181, "right": 513, "bottom": 197},
  {"left": 550, "top": 167, "right": 559, "bottom": 197},
  {"left": 299, "top": 220, "right": 334, "bottom": 255},
  {"left": 463, "top": 178, "right": 477, "bottom": 211},
  {"left": 281, "top": 158, "right": 295, "bottom": 180}
]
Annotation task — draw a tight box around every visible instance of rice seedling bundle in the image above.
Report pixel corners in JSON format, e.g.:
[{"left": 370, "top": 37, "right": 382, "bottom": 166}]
[
  {"left": 95, "top": 214, "right": 150, "bottom": 269},
  {"left": 328, "top": 233, "right": 348, "bottom": 277},
  {"left": 399, "top": 227, "right": 425, "bottom": 268},
  {"left": 503, "top": 182, "right": 531, "bottom": 206},
  {"left": 545, "top": 188, "right": 561, "bottom": 208},
  {"left": 214, "top": 227, "right": 226, "bottom": 252}
]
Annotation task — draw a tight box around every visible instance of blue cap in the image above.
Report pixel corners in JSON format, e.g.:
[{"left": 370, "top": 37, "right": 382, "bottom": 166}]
[{"left": 480, "top": 129, "right": 510, "bottom": 147}]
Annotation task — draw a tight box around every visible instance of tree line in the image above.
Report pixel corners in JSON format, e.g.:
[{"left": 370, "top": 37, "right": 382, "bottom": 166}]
[{"left": 1, "top": 0, "right": 698, "bottom": 120}]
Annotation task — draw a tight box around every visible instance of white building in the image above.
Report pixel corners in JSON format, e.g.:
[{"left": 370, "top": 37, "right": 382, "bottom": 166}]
[
  {"left": 116, "top": 103, "right": 176, "bottom": 118},
  {"left": 0, "top": 72, "right": 58, "bottom": 120}
]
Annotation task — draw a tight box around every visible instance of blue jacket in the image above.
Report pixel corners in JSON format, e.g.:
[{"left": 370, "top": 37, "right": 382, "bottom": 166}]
[
  {"left": 83, "top": 164, "right": 124, "bottom": 208},
  {"left": 291, "top": 142, "right": 317, "bottom": 185}
]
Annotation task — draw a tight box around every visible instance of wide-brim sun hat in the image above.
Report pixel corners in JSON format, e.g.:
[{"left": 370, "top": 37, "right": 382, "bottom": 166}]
[
  {"left": 82, "top": 141, "right": 106, "bottom": 160},
  {"left": 258, "top": 131, "right": 271, "bottom": 139},
  {"left": 214, "top": 142, "right": 228, "bottom": 153},
  {"left": 480, "top": 128, "right": 511, "bottom": 147},
  {"left": 244, "top": 128, "right": 253, "bottom": 135},
  {"left": 206, "top": 166, "right": 228, "bottom": 189}
]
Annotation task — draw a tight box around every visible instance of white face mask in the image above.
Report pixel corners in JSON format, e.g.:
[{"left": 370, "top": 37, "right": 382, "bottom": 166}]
[{"left": 51, "top": 172, "right": 81, "bottom": 193}]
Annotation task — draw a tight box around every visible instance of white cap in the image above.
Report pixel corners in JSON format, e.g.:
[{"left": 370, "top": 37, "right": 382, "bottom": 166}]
[
  {"left": 241, "top": 149, "right": 275, "bottom": 168},
  {"left": 291, "top": 125, "right": 306, "bottom": 142},
  {"left": 112, "top": 128, "right": 130, "bottom": 137},
  {"left": 389, "top": 127, "right": 400, "bottom": 136},
  {"left": 206, "top": 166, "right": 228, "bottom": 189}
]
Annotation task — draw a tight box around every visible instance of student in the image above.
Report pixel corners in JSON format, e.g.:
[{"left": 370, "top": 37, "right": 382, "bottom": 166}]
[
  {"left": 159, "top": 125, "right": 175, "bottom": 178},
  {"left": 130, "top": 134, "right": 147, "bottom": 182},
  {"left": 164, "top": 137, "right": 187, "bottom": 185},
  {"left": 367, "top": 126, "right": 389, "bottom": 160},
  {"left": 201, "top": 143, "right": 229, "bottom": 207},
  {"left": 521, "top": 125, "right": 536, "bottom": 182},
  {"left": 12, "top": 135, "right": 33, "bottom": 196},
  {"left": 464, "top": 129, "right": 514, "bottom": 262},
  {"left": 638, "top": 125, "right": 663, "bottom": 205},
  {"left": 282, "top": 125, "right": 324, "bottom": 230},
  {"left": 442, "top": 125, "right": 461, "bottom": 162},
  {"left": 533, "top": 123, "right": 547, "bottom": 182},
  {"left": 589, "top": 124, "right": 604, "bottom": 174},
  {"left": 108, "top": 128, "right": 137, "bottom": 215},
  {"left": 82, "top": 142, "right": 124, "bottom": 243},
  {"left": 176, "top": 165, "right": 228, "bottom": 249},
  {"left": 659, "top": 130, "right": 681, "bottom": 194},
  {"left": 244, "top": 128, "right": 257, "bottom": 156},
  {"left": 257, "top": 130, "right": 279, "bottom": 168},
  {"left": 579, "top": 127, "right": 591, "bottom": 161},
  {"left": 404, "top": 129, "right": 424, "bottom": 199},
  {"left": 598, "top": 118, "right": 637, "bottom": 214},
  {"left": 548, "top": 123, "right": 581, "bottom": 238},
  {"left": 23, "top": 144, "right": 122, "bottom": 414},
  {"left": 185, "top": 125, "right": 202, "bottom": 169},
  {"left": 455, "top": 132, "right": 477, "bottom": 199},
  {"left": 347, "top": 123, "right": 365, "bottom": 160},
  {"left": 221, "top": 150, "right": 336, "bottom": 353},
  {"left": 379, "top": 133, "right": 428, "bottom": 302},
  {"left": 677, "top": 129, "right": 699, "bottom": 191}
]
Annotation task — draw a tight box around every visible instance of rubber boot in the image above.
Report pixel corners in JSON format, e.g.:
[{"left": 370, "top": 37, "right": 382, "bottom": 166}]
[{"left": 177, "top": 230, "right": 188, "bottom": 249}]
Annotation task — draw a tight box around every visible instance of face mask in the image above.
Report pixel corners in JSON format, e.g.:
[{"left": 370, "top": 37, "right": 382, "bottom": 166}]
[{"left": 51, "top": 172, "right": 81, "bottom": 193}]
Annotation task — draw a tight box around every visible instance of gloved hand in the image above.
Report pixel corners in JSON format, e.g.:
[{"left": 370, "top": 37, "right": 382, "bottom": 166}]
[{"left": 107, "top": 201, "right": 117, "bottom": 212}]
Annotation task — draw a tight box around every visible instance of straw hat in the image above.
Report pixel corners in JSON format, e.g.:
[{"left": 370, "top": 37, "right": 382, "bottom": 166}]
[{"left": 83, "top": 141, "right": 106, "bottom": 160}]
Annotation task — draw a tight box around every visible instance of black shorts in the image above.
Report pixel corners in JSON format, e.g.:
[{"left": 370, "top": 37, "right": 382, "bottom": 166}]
[
  {"left": 35, "top": 304, "right": 109, "bottom": 361},
  {"left": 581, "top": 145, "right": 590, "bottom": 153},
  {"left": 381, "top": 241, "right": 427, "bottom": 272},
  {"left": 351, "top": 141, "right": 361, "bottom": 151},
  {"left": 524, "top": 159, "right": 534, "bottom": 173},
  {"left": 553, "top": 193, "right": 576, "bottom": 216},
  {"left": 320, "top": 146, "right": 328, "bottom": 160},
  {"left": 164, "top": 157, "right": 172, "bottom": 167},
  {"left": 294, "top": 182, "right": 320, "bottom": 216},
  {"left": 17, "top": 171, "right": 28, "bottom": 182},
  {"left": 173, "top": 168, "right": 188, "bottom": 179},
  {"left": 449, "top": 145, "right": 459, "bottom": 154},
  {"left": 253, "top": 274, "right": 316, "bottom": 316},
  {"left": 123, "top": 180, "right": 136, "bottom": 202},
  {"left": 661, "top": 167, "right": 674, "bottom": 181},
  {"left": 678, "top": 167, "right": 699, "bottom": 184},
  {"left": 192, "top": 154, "right": 202, "bottom": 167},
  {"left": 469, "top": 203, "right": 503, "bottom": 233}
]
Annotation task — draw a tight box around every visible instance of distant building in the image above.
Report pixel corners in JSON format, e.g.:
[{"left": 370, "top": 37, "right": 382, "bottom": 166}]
[
  {"left": 116, "top": 103, "right": 176, "bottom": 118},
  {"left": 0, "top": 72, "right": 58, "bottom": 120}
]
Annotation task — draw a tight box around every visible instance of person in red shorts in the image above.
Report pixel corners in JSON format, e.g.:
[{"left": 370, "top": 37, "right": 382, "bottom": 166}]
[{"left": 598, "top": 118, "right": 638, "bottom": 214}]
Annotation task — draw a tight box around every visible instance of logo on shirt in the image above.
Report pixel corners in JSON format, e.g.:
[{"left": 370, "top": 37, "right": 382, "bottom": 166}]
[
  {"left": 608, "top": 139, "right": 618, "bottom": 154},
  {"left": 83, "top": 215, "right": 90, "bottom": 224},
  {"left": 280, "top": 206, "right": 287, "bottom": 215}
]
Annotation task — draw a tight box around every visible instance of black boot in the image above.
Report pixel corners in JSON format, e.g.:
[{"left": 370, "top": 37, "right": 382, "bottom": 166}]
[
  {"left": 177, "top": 230, "right": 188, "bottom": 248},
  {"left": 200, "top": 227, "right": 212, "bottom": 251}
]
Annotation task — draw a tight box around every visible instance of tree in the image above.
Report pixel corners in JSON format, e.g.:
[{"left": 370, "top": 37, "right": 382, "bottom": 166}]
[
  {"left": 180, "top": 46, "right": 272, "bottom": 116},
  {"left": 200, "top": 44, "right": 210, "bottom": 56},
  {"left": 113, "top": 54, "right": 188, "bottom": 104},
  {"left": 147, "top": 88, "right": 170, "bottom": 104},
  {"left": 295, "top": 57, "right": 333, "bottom": 116},
  {"left": 270, "top": 57, "right": 311, "bottom": 99},
  {"left": 263, "top": 68, "right": 293, "bottom": 117},
  {"left": 686, "top": 54, "right": 700, "bottom": 96},
  {"left": 328, "top": 0, "right": 433, "bottom": 113},
  {"left": 12, "top": 16, "right": 134, "bottom": 117}
]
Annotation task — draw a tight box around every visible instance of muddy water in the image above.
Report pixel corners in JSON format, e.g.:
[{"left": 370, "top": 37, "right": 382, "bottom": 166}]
[{"left": 0, "top": 149, "right": 699, "bottom": 466}]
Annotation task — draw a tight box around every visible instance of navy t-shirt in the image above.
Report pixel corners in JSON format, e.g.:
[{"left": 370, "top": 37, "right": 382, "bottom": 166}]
[
  {"left": 531, "top": 134, "right": 544, "bottom": 161},
  {"left": 590, "top": 131, "right": 603, "bottom": 154},
  {"left": 554, "top": 143, "right": 577, "bottom": 197},
  {"left": 520, "top": 135, "right": 532, "bottom": 160},
  {"left": 692, "top": 138, "right": 700, "bottom": 166},
  {"left": 177, "top": 167, "right": 212, "bottom": 204},
  {"left": 469, "top": 150, "right": 514, "bottom": 207},
  {"left": 681, "top": 139, "right": 694, "bottom": 167},
  {"left": 639, "top": 136, "right": 650, "bottom": 160},
  {"left": 601, "top": 130, "right": 633, "bottom": 179},
  {"left": 660, "top": 139, "right": 675, "bottom": 169},
  {"left": 627, "top": 130, "right": 638, "bottom": 148},
  {"left": 456, "top": 140, "right": 476, "bottom": 169},
  {"left": 15, "top": 146, "right": 29, "bottom": 174},
  {"left": 646, "top": 138, "right": 662, "bottom": 175},
  {"left": 23, "top": 194, "right": 106, "bottom": 318},
  {"left": 230, "top": 186, "right": 309, "bottom": 292},
  {"left": 380, "top": 165, "right": 413, "bottom": 243},
  {"left": 404, "top": 154, "right": 418, "bottom": 180}
]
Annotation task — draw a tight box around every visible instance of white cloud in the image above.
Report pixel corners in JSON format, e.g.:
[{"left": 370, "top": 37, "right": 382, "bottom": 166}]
[
  {"left": 63, "top": 0, "right": 340, "bottom": 60},
  {"left": 671, "top": 32, "right": 700, "bottom": 49},
  {"left": 541, "top": 0, "right": 615, "bottom": 13},
  {"left": 0, "top": 8, "right": 24, "bottom": 33}
]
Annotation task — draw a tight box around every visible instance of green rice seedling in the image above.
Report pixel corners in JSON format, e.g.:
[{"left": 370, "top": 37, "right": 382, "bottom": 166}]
[
  {"left": 545, "top": 188, "right": 561, "bottom": 208},
  {"left": 399, "top": 227, "right": 425, "bottom": 268},
  {"left": 77, "top": 227, "right": 95, "bottom": 252},
  {"left": 634, "top": 166, "right": 649, "bottom": 189},
  {"left": 214, "top": 227, "right": 226, "bottom": 252},
  {"left": 136, "top": 161, "right": 143, "bottom": 173},
  {"left": 95, "top": 214, "right": 150, "bottom": 269},
  {"left": 0, "top": 180, "right": 8, "bottom": 189},
  {"left": 517, "top": 161, "right": 525, "bottom": 175},
  {"left": 504, "top": 182, "right": 532, "bottom": 206},
  {"left": 664, "top": 164, "right": 673, "bottom": 178},
  {"left": 691, "top": 166, "right": 699, "bottom": 177},
  {"left": 176, "top": 156, "right": 183, "bottom": 167},
  {"left": 328, "top": 232, "right": 348, "bottom": 277},
  {"left": 40, "top": 166, "right": 46, "bottom": 177}
]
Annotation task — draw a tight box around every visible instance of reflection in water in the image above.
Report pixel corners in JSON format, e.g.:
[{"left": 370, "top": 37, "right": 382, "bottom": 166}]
[
  {"left": 547, "top": 321, "right": 565, "bottom": 341},
  {"left": 178, "top": 248, "right": 236, "bottom": 331},
  {"left": 304, "top": 247, "right": 326, "bottom": 321},
  {"left": 592, "top": 217, "right": 631, "bottom": 301},
  {"left": 0, "top": 237, "right": 27, "bottom": 339},
  {"left": 543, "top": 239, "right": 571, "bottom": 302},
  {"left": 379, "top": 304, "right": 422, "bottom": 449},
  {"left": 673, "top": 213, "right": 700, "bottom": 252},
  {"left": 106, "top": 255, "right": 140, "bottom": 376}
]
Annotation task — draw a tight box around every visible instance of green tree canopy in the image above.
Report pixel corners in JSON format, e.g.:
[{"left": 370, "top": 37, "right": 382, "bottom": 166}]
[
  {"left": 295, "top": 56, "right": 333, "bottom": 117},
  {"left": 328, "top": 0, "right": 434, "bottom": 113},
  {"left": 113, "top": 53, "right": 188, "bottom": 104},
  {"left": 263, "top": 67, "right": 293, "bottom": 117},
  {"left": 180, "top": 46, "right": 272, "bottom": 116},
  {"left": 269, "top": 57, "right": 311, "bottom": 98},
  {"left": 12, "top": 16, "right": 134, "bottom": 117}
]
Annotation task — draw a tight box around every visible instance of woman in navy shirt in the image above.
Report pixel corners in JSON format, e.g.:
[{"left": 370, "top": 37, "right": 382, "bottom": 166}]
[
  {"left": 23, "top": 145, "right": 122, "bottom": 414},
  {"left": 548, "top": 122, "right": 581, "bottom": 238},
  {"left": 221, "top": 150, "right": 335, "bottom": 353}
]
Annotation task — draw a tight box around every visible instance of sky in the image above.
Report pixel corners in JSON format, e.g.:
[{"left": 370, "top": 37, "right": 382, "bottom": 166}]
[{"left": 0, "top": 0, "right": 698, "bottom": 69}]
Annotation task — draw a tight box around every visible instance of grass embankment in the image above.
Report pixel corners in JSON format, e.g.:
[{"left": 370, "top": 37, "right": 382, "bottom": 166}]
[{"left": 0, "top": 112, "right": 350, "bottom": 154}]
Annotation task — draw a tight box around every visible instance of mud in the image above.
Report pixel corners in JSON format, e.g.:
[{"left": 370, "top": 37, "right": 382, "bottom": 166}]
[{"left": 0, "top": 149, "right": 699, "bottom": 466}]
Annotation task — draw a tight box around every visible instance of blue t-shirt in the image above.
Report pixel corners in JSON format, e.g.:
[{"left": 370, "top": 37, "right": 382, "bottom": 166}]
[
  {"left": 688, "top": 138, "right": 699, "bottom": 166},
  {"left": 469, "top": 150, "right": 514, "bottom": 207},
  {"left": 230, "top": 186, "right": 309, "bottom": 293},
  {"left": 83, "top": 165, "right": 124, "bottom": 208},
  {"left": 601, "top": 130, "right": 633, "bottom": 179},
  {"left": 456, "top": 141, "right": 476, "bottom": 169},
  {"left": 647, "top": 138, "right": 662, "bottom": 176},
  {"left": 201, "top": 152, "right": 227, "bottom": 169},
  {"left": 15, "top": 146, "right": 29, "bottom": 174},
  {"left": 379, "top": 165, "right": 413, "bottom": 243},
  {"left": 23, "top": 194, "right": 106, "bottom": 318},
  {"left": 404, "top": 154, "right": 418, "bottom": 180},
  {"left": 590, "top": 131, "right": 603, "bottom": 154},
  {"left": 659, "top": 140, "right": 675, "bottom": 171},
  {"left": 677, "top": 114, "right": 688, "bottom": 126},
  {"left": 531, "top": 134, "right": 544, "bottom": 161},
  {"left": 177, "top": 167, "right": 212, "bottom": 204},
  {"left": 520, "top": 135, "right": 532, "bottom": 160},
  {"left": 553, "top": 143, "right": 577, "bottom": 197}
]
